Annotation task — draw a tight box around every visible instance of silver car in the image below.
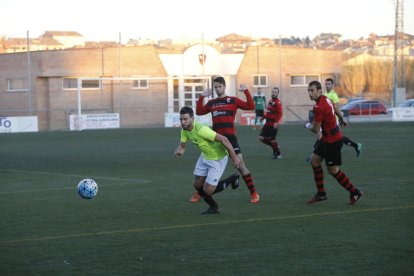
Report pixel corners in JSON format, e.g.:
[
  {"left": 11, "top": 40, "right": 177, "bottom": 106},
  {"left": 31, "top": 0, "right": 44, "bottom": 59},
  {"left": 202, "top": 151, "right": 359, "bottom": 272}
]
[{"left": 387, "top": 99, "right": 414, "bottom": 113}]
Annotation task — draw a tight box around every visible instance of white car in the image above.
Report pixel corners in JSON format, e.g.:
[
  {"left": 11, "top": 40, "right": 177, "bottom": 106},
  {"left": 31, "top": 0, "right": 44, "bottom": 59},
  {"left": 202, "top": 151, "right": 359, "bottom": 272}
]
[{"left": 387, "top": 99, "right": 414, "bottom": 113}]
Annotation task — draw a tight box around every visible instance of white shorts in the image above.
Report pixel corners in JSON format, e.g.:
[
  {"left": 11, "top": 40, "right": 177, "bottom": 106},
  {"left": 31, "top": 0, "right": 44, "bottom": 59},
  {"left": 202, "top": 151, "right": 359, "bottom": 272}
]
[{"left": 193, "top": 155, "right": 228, "bottom": 186}]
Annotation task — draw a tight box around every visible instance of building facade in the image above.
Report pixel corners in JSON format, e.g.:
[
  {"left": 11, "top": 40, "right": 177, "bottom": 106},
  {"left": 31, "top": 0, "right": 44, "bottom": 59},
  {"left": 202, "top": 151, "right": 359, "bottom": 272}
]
[{"left": 0, "top": 45, "right": 344, "bottom": 131}]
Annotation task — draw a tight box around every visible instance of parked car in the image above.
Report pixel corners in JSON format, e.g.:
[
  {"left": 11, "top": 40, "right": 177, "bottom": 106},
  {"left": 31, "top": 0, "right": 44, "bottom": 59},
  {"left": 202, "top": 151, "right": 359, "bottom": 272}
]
[
  {"left": 346, "top": 97, "right": 365, "bottom": 104},
  {"left": 387, "top": 99, "right": 414, "bottom": 113},
  {"left": 341, "top": 100, "right": 387, "bottom": 115}
]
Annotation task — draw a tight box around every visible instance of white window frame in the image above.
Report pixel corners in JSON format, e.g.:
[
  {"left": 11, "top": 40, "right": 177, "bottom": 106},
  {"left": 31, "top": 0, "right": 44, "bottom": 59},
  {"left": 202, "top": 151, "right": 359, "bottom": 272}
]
[
  {"left": 63, "top": 78, "right": 101, "bottom": 90},
  {"left": 6, "top": 78, "right": 29, "bottom": 92},
  {"left": 253, "top": 74, "right": 269, "bottom": 87},
  {"left": 289, "top": 74, "right": 320, "bottom": 87},
  {"left": 132, "top": 76, "right": 149, "bottom": 90}
]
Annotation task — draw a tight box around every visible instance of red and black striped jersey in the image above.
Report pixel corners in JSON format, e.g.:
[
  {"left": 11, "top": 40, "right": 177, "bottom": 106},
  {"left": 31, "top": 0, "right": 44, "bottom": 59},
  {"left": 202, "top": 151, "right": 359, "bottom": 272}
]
[
  {"left": 313, "top": 95, "right": 342, "bottom": 143},
  {"left": 264, "top": 98, "right": 283, "bottom": 126},
  {"left": 196, "top": 90, "right": 254, "bottom": 135}
]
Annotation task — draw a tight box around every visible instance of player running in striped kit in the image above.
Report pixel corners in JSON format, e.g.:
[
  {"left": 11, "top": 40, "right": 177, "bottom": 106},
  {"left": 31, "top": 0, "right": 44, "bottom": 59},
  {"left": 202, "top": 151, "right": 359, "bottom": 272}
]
[
  {"left": 189, "top": 76, "right": 260, "bottom": 203},
  {"left": 258, "top": 87, "right": 283, "bottom": 159},
  {"left": 305, "top": 80, "right": 363, "bottom": 205}
]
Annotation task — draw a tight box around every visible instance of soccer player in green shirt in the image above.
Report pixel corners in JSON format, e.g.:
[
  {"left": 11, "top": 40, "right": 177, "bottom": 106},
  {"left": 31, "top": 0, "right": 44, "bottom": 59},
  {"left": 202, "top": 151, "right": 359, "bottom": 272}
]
[
  {"left": 325, "top": 78, "right": 362, "bottom": 157},
  {"left": 253, "top": 87, "right": 266, "bottom": 130},
  {"left": 174, "top": 106, "right": 241, "bottom": 214}
]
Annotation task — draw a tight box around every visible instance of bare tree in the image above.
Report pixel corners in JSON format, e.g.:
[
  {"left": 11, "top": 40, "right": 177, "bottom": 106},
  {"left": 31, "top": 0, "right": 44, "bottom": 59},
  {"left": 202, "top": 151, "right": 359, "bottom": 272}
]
[
  {"left": 405, "top": 59, "right": 414, "bottom": 98},
  {"left": 365, "top": 60, "right": 392, "bottom": 94},
  {"left": 341, "top": 64, "right": 366, "bottom": 97},
  {"left": 341, "top": 58, "right": 413, "bottom": 100}
]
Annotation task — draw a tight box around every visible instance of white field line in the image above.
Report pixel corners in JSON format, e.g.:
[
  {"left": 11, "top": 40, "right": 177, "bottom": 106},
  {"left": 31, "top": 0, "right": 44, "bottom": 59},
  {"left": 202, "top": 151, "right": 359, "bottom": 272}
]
[
  {"left": 1, "top": 205, "right": 413, "bottom": 245},
  {"left": 0, "top": 169, "right": 151, "bottom": 194}
]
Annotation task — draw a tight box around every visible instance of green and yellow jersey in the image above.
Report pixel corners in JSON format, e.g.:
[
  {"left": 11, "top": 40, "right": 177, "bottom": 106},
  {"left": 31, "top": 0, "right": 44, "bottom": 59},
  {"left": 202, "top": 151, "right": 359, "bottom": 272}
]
[
  {"left": 181, "top": 121, "right": 228, "bottom": 160},
  {"left": 326, "top": 90, "right": 339, "bottom": 104}
]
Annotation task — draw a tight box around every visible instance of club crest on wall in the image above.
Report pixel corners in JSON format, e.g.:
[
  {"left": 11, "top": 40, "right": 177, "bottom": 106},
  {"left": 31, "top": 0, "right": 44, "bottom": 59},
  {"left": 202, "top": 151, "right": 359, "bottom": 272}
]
[{"left": 199, "top": 54, "right": 206, "bottom": 65}]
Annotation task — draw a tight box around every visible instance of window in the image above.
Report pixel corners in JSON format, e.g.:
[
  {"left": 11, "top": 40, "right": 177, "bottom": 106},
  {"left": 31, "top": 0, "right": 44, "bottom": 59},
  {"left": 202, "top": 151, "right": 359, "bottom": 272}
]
[
  {"left": 63, "top": 78, "right": 78, "bottom": 89},
  {"left": 290, "top": 75, "right": 320, "bottom": 87},
  {"left": 171, "top": 78, "right": 208, "bottom": 112},
  {"left": 132, "top": 77, "right": 149, "bottom": 89},
  {"left": 81, "top": 80, "right": 100, "bottom": 89},
  {"left": 63, "top": 78, "right": 101, "bottom": 90},
  {"left": 253, "top": 74, "right": 268, "bottom": 87},
  {"left": 6, "top": 78, "right": 29, "bottom": 92},
  {"left": 291, "top": 76, "right": 304, "bottom": 86}
]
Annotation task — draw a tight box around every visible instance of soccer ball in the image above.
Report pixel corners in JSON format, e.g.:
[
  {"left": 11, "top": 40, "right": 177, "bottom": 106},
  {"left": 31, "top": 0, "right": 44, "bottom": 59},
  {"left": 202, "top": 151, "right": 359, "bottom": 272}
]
[{"left": 77, "top": 178, "right": 98, "bottom": 199}]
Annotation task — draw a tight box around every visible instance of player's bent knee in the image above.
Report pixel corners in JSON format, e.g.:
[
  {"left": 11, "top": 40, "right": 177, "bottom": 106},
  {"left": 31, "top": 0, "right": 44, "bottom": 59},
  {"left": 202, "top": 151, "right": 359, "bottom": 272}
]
[
  {"left": 327, "top": 166, "right": 339, "bottom": 175},
  {"left": 203, "top": 183, "right": 216, "bottom": 195},
  {"left": 310, "top": 160, "right": 321, "bottom": 167}
]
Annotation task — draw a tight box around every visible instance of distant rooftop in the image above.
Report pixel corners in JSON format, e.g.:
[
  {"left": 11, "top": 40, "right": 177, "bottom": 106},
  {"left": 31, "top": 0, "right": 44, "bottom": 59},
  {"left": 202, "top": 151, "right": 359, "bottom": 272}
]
[{"left": 43, "top": 31, "right": 82, "bottom": 37}]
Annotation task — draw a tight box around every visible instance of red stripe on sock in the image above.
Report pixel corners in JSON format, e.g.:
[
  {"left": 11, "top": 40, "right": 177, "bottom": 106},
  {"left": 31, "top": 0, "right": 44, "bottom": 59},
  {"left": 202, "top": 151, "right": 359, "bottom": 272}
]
[
  {"left": 243, "top": 173, "right": 256, "bottom": 193},
  {"left": 313, "top": 166, "right": 325, "bottom": 193},
  {"left": 334, "top": 170, "right": 356, "bottom": 193}
]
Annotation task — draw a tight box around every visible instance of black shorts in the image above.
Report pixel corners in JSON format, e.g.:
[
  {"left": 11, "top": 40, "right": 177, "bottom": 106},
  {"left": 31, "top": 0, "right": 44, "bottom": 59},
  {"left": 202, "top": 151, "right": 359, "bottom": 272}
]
[
  {"left": 225, "top": 135, "right": 241, "bottom": 154},
  {"left": 313, "top": 139, "right": 343, "bottom": 167},
  {"left": 255, "top": 110, "right": 264, "bottom": 117},
  {"left": 260, "top": 125, "right": 278, "bottom": 140}
]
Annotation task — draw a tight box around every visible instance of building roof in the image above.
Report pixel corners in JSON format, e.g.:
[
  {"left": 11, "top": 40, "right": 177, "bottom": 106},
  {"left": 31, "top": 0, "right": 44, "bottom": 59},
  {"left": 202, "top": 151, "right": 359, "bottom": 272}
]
[
  {"left": 216, "top": 33, "right": 252, "bottom": 42},
  {"left": 43, "top": 31, "right": 83, "bottom": 37}
]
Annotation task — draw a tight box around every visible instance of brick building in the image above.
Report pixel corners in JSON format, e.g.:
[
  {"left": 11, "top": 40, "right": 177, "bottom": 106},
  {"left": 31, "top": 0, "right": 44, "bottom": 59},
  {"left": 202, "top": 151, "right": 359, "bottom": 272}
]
[{"left": 0, "top": 44, "right": 344, "bottom": 130}]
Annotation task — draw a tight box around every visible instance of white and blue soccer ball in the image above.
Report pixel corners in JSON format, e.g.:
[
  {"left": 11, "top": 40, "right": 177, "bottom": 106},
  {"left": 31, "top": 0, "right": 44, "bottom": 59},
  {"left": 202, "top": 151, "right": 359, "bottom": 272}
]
[{"left": 77, "top": 178, "right": 98, "bottom": 199}]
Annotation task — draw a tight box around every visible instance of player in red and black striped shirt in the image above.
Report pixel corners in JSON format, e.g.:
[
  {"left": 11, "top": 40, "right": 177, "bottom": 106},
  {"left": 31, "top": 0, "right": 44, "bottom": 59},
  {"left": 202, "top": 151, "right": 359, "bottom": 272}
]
[
  {"left": 259, "top": 87, "right": 283, "bottom": 159},
  {"left": 306, "top": 80, "right": 363, "bottom": 205},
  {"left": 192, "top": 76, "right": 260, "bottom": 203}
]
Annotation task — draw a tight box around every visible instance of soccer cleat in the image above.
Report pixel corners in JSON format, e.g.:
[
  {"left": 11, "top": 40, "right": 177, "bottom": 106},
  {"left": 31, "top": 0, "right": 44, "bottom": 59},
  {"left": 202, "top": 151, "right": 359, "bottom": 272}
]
[
  {"left": 356, "top": 143, "right": 362, "bottom": 157},
  {"left": 307, "top": 193, "right": 328, "bottom": 204},
  {"left": 230, "top": 173, "right": 240, "bottom": 189},
  {"left": 189, "top": 191, "right": 201, "bottom": 202},
  {"left": 349, "top": 190, "right": 363, "bottom": 205},
  {"left": 250, "top": 191, "right": 260, "bottom": 203},
  {"left": 273, "top": 153, "right": 283, "bottom": 159},
  {"left": 200, "top": 207, "right": 220, "bottom": 215}
]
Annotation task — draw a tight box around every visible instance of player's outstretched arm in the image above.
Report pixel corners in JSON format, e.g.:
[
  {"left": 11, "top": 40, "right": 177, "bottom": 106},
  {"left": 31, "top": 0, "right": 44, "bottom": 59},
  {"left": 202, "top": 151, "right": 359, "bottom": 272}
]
[
  {"left": 201, "top": 88, "right": 213, "bottom": 97},
  {"left": 237, "top": 83, "right": 255, "bottom": 110},
  {"left": 196, "top": 89, "right": 211, "bottom": 115},
  {"left": 174, "top": 142, "right": 186, "bottom": 157}
]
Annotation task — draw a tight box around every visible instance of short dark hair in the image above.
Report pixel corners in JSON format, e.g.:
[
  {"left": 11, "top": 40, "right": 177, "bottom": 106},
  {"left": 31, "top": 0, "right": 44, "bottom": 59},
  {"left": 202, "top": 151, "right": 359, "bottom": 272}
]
[
  {"left": 308, "top": 80, "right": 322, "bottom": 90},
  {"left": 213, "top": 76, "right": 226, "bottom": 86},
  {"left": 325, "top": 78, "right": 334, "bottom": 84},
  {"left": 179, "top": 106, "right": 194, "bottom": 117}
]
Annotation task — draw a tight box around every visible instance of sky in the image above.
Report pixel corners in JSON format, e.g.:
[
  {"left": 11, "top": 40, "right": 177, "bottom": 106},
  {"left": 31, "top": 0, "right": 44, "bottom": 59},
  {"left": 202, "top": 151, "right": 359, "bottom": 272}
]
[{"left": 1, "top": 0, "right": 413, "bottom": 43}]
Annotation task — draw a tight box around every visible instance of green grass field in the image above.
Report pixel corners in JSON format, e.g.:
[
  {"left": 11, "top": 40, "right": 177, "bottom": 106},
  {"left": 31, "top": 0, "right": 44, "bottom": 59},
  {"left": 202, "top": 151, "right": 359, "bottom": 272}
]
[{"left": 1, "top": 122, "right": 413, "bottom": 275}]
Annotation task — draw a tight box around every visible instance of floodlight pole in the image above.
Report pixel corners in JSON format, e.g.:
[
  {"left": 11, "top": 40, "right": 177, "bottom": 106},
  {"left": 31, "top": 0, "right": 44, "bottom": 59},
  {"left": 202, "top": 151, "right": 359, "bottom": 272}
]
[
  {"left": 77, "top": 78, "right": 82, "bottom": 131},
  {"left": 256, "top": 43, "right": 260, "bottom": 75},
  {"left": 202, "top": 32, "right": 205, "bottom": 77},
  {"left": 392, "top": 0, "right": 405, "bottom": 107},
  {"left": 279, "top": 34, "right": 282, "bottom": 90},
  {"left": 27, "top": 30, "right": 32, "bottom": 116}
]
